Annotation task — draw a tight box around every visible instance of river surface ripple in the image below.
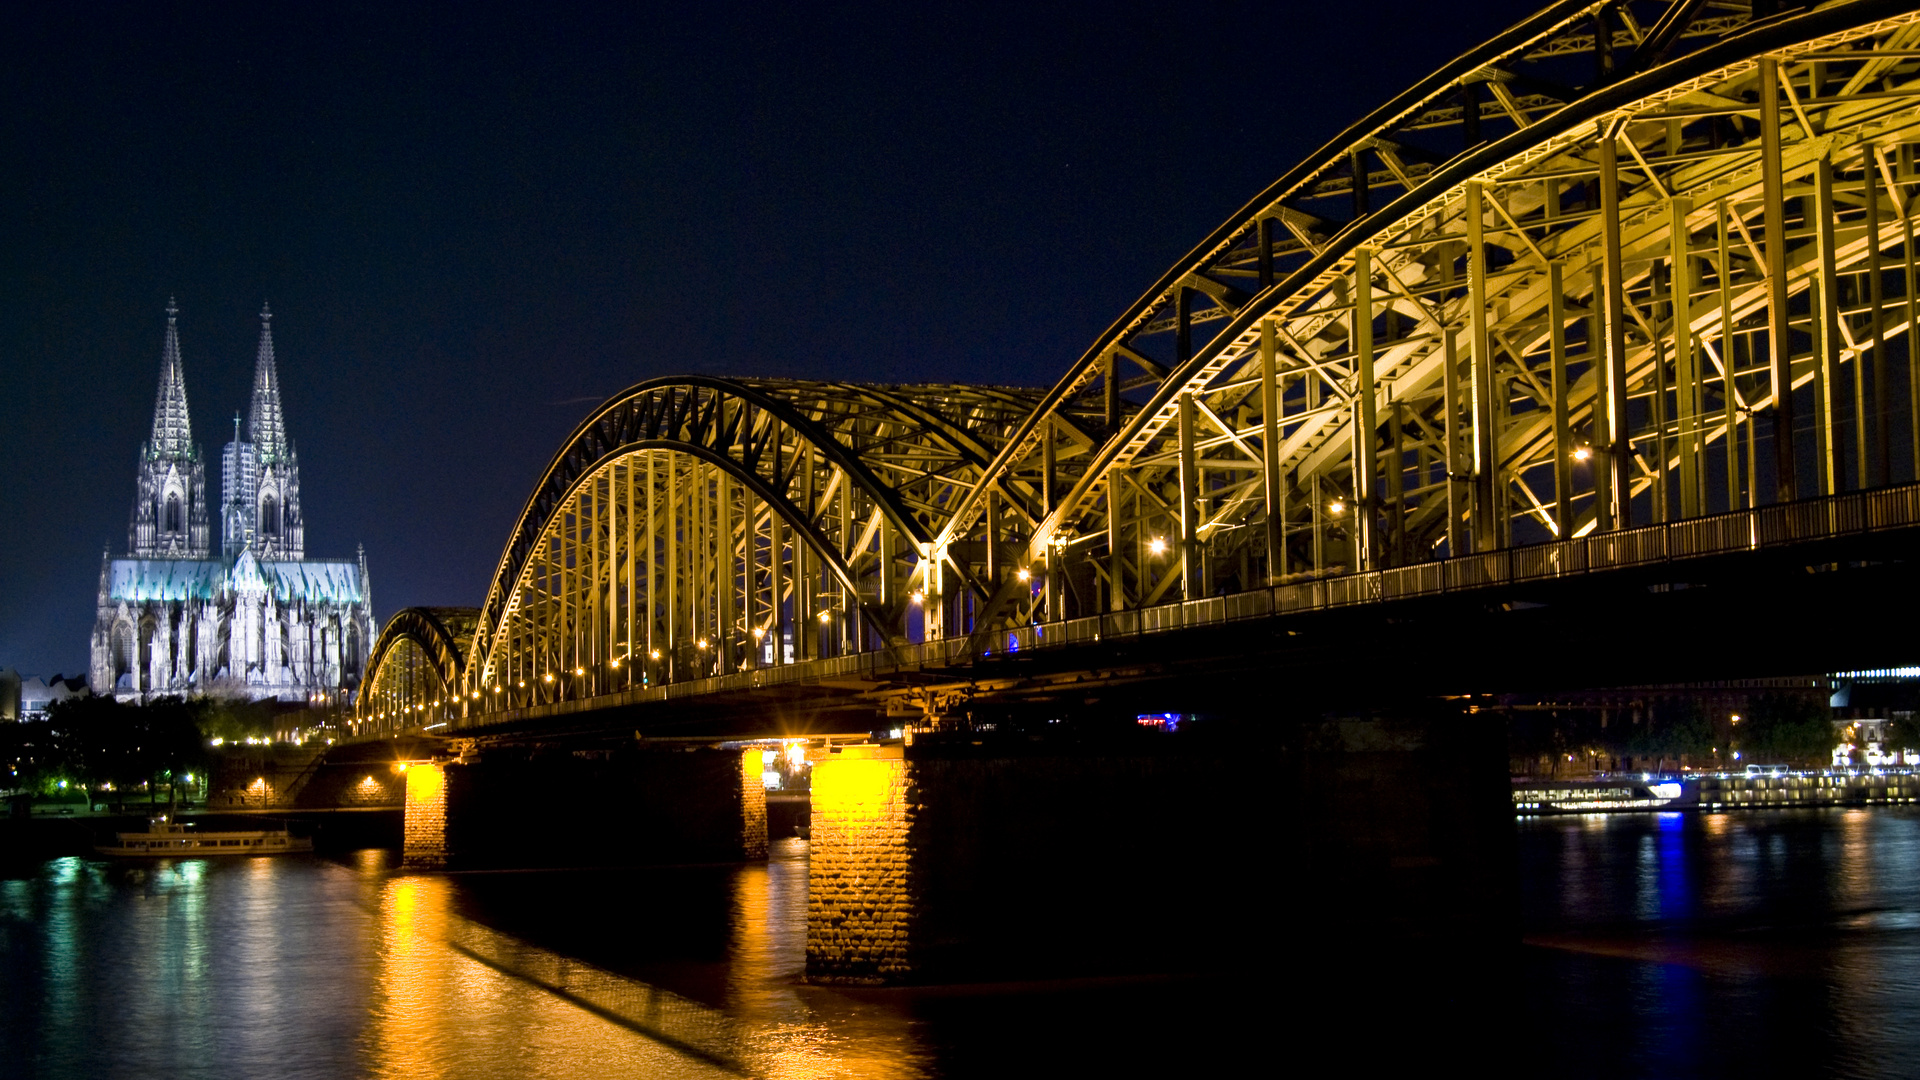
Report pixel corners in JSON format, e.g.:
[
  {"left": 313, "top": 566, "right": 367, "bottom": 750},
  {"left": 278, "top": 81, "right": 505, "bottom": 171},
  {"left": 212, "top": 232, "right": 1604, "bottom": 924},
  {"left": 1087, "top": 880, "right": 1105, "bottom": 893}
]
[{"left": 4, "top": 811, "right": 1920, "bottom": 1077}]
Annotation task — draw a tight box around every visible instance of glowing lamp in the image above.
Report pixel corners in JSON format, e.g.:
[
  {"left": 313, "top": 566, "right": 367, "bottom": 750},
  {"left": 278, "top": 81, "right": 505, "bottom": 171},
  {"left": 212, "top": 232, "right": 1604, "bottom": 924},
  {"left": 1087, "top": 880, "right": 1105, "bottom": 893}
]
[{"left": 1148, "top": 538, "right": 1167, "bottom": 555}]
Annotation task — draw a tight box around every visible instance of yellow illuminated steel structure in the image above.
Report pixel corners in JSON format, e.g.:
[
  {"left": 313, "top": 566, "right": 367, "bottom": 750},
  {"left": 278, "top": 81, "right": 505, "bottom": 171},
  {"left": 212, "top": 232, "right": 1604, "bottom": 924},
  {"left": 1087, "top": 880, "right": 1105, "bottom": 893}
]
[
  {"left": 360, "top": 607, "right": 476, "bottom": 735},
  {"left": 449, "top": 377, "right": 1086, "bottom": 714},
  {"left": 360, "top": 1, "right": 1920, "bottom": 732}
]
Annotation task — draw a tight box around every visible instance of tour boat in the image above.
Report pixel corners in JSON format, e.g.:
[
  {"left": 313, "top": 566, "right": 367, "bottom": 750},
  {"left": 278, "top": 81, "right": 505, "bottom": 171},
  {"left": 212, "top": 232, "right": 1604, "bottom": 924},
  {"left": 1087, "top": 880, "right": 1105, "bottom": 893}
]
[{"left": 94, "top": 816, "right": 314, "bottom": 858}]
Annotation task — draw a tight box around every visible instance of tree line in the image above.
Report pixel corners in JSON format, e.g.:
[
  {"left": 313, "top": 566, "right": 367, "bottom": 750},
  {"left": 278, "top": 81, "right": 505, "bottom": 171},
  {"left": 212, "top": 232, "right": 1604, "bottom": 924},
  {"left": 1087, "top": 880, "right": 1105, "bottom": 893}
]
[
  {"left": 1506, "top": 693, "right": 1914, "bottom": 776},
  {"left": 2, "top": 695, "right": 283, "bottom": 809}
]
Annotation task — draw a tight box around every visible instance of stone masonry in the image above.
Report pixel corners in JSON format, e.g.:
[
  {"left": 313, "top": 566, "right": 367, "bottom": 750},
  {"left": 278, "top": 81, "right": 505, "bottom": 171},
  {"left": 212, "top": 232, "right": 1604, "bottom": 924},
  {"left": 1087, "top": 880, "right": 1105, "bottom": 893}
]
[
  {"left": 805, "top": 746, "right": 913, "bottom": 984},
  {"left": 401, "top": 761, "right": 448, "bottom": 869},
  {"left": 740, "top": 748, "right": 769, "bottom": 861}
]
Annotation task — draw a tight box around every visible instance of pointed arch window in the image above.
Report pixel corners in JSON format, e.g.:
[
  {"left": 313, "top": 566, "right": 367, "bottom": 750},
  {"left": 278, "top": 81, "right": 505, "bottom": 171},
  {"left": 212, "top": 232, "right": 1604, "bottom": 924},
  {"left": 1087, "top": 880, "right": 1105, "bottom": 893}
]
[
  {"left": 261, "top": 495, "right": 279, "bottom": 537},
  {"left": 166, "top": 493, "right": 182, "bottom": 533}
]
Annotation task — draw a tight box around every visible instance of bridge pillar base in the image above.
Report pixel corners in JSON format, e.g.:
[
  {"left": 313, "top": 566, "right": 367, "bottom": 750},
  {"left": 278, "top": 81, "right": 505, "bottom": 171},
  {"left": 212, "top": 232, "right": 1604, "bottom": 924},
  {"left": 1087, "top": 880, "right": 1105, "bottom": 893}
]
[
  {"left": 401, "top": 761, "right": 448, "bottom": 870},
  {"left": 804, "top": 709, "right": 1512, "bottom": 985}
]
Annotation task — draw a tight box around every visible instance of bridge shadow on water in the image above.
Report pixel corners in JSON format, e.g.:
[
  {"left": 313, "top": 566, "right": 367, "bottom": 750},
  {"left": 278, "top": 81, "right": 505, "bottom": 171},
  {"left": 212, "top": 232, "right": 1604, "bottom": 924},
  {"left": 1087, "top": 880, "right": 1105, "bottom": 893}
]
[
  {"left": 27, "top": 817, "right": 1920, "bottom": 1076},
  {"left": 368, "top": 838, "right": 1279, "bottom": 1077},
  {"left": 368, "top": 811, "right": 1920, "bottom": 1078},
  {"left": 363, "top": 835, "right": 1520, "bottom": 1078}
]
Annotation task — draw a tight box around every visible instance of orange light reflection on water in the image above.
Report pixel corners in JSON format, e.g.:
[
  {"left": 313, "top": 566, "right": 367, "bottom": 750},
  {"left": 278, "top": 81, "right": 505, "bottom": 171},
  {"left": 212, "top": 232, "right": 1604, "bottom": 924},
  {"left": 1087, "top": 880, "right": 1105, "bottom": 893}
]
[{"left": 362, "top": 872, "right": 735, "bottom": 1080}]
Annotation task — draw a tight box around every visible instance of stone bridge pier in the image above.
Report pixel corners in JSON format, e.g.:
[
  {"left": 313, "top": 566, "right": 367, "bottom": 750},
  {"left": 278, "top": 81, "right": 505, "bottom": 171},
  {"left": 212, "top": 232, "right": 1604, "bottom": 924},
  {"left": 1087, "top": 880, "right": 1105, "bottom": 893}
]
[
  {"left": 401, "top": 745, "right": 766, "bottom": 870},
  {"left": 806, "top": 709, "right": 1514, "bottom": 985}
]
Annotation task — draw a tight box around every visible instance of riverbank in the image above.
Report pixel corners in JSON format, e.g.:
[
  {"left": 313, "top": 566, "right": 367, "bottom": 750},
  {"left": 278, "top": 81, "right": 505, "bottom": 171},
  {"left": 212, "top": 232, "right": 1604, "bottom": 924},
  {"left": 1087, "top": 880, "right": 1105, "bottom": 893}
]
[
  {"left": 1514, "top": 769, "right": 1920, "bottom": 814},
  {"left": 0, "top": 807, "right": 401, "bottom": 863}
]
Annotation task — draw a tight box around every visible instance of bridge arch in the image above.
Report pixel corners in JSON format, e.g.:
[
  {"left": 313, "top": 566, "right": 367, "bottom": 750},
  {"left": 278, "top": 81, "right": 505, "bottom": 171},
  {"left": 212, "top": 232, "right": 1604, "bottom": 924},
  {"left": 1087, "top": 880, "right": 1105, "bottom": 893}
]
[
  {"left": 924, "top": 0, "right": 1920, "bottom": 634},
  {"left": 465, "top": 376, "right": 1078, "bottom": 713},
  {"left": 435, "top": 1, "right": 1920, "bottom": 730},
  {"left": 357, "top": 606, "right": 477, "bottom": 734}
]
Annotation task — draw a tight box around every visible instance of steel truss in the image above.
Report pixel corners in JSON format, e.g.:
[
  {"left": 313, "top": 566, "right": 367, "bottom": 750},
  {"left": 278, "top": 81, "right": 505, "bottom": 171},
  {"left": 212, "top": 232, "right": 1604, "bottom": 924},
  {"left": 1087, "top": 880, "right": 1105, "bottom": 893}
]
[
  {"left": 443, "top": 376, "right": 1086, "bottom": 715},
  {"left": 941, "top": 0, "right": 1920, "bottom": 637},
  {"left": 363, "top": 0, "right": 1920, "bottom": 728},
  {"left": 360, "top": 606, "right": 476, "bottom": 733}
]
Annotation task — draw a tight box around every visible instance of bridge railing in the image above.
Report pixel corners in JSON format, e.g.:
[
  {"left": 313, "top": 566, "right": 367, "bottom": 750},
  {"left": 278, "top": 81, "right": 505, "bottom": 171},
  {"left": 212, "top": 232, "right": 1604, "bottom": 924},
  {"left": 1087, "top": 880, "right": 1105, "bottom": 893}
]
[
  {"left": 458, "top": 481, "right": 1920, "bottom": 730},
  {"left": 1026, "top": 481, "right": 1920, "bottom": 661}
]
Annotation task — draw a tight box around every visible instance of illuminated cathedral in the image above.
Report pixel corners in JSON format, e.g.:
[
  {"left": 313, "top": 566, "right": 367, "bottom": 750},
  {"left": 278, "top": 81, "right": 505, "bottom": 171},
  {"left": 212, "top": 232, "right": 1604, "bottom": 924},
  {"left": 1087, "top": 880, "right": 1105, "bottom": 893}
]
[{"left": 89, "top": 301, "right": 375, "bottom": 702}]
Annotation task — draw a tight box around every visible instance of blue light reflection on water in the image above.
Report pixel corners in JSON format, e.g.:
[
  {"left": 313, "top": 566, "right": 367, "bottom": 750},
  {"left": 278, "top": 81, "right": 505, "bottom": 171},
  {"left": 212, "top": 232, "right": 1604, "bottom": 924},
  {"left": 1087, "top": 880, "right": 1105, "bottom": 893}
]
[
  {"left": 11, "top": 811, "right": 1920, "bottom": 1076},
  {"left": 1519, "top": 807, "right": 1920, "bottom": 1078}
]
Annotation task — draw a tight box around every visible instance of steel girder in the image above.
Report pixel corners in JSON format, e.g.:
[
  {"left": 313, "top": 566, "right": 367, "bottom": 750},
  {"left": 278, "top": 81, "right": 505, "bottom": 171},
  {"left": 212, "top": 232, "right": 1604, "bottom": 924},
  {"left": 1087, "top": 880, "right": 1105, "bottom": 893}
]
[
  {"left": 371, "top": 1, "right": 1920, "bottom": 732},
  {"left": 462, "top": 376, "right": 1083, "bottom": 713},
  {"left": 358, "top": 606, "right": 477, "bottom": 732},
  {"left": 942, "top": 0, "right": 1920, "bottom": 638}
]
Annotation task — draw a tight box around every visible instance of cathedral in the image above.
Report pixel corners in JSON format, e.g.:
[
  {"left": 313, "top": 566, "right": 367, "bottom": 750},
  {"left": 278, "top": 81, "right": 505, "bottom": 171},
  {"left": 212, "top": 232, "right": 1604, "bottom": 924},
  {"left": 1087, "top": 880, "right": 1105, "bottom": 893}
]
[{"left": 90, "top": 302, "right": 376, "bottom": 703}]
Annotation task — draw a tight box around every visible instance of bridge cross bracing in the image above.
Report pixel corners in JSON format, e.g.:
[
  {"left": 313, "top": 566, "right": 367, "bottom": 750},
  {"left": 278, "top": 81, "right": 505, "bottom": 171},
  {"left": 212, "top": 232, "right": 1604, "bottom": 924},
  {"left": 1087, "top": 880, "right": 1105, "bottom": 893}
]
[{"left": 360, "top": 0, "right": 1920, "bottom": 735}]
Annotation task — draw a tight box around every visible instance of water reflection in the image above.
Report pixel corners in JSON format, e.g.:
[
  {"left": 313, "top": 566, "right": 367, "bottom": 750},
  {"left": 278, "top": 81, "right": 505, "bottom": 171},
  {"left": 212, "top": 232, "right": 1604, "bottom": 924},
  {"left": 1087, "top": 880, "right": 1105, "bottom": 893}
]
[
  {"left": 1520, "top": 808, "right": 1920, "bottom": 1078},
  {"left": 22, "top": 811, "right": 1920, "bottom": 1076}
]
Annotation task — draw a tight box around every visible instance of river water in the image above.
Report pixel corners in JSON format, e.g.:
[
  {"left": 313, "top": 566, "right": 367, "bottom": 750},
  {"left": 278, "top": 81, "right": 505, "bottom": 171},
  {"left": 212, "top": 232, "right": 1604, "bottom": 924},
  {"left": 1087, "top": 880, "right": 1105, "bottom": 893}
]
[{"left": 3, "top": 811, "right": 1920, "bottom": 1078}]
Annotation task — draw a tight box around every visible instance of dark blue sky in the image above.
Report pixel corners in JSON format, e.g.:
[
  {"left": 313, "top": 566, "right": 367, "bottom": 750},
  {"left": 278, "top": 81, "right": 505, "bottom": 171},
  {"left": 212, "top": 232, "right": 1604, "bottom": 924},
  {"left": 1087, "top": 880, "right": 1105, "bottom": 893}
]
[{"left": 0, "top": 0, "right": 1542, "bottom": 677}]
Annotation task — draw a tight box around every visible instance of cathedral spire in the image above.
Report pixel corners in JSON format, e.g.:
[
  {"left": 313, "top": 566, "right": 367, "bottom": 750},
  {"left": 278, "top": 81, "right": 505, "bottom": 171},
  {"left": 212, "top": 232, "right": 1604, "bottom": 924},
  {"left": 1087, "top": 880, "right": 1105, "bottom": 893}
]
[
  {"left": 148, "top": 298, "right": 193, "bottom": 460},
  {"left": 130, "top": 298, "right": 210, "bottom": 560},
  {"left": 247, "top": 302, "right": 289, "bottom": 463}
]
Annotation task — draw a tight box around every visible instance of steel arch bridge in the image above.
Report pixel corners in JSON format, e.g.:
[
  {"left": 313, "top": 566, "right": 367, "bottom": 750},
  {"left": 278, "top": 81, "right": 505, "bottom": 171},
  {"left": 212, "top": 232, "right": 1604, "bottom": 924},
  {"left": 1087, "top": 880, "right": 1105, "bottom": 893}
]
[
  {"left": 360, "top": 606, "right": 477, "bottom": 734},
  {"left": 360, "top": 0, "right": 1920, "bottom": 732}
]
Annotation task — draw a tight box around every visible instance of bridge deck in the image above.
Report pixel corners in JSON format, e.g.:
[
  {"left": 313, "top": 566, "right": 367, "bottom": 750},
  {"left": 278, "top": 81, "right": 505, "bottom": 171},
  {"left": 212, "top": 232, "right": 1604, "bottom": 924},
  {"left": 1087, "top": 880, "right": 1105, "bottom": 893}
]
[{"left": 435, "top": 479, "right": 1920, "bottom": 736}]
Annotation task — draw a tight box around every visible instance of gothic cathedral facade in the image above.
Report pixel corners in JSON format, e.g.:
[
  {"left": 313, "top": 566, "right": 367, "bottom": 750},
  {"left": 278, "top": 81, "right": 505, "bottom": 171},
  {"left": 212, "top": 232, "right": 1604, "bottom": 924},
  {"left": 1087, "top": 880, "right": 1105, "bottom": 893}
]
[{"left": 90, "top": 302, "right": 376, "bottom": 702}]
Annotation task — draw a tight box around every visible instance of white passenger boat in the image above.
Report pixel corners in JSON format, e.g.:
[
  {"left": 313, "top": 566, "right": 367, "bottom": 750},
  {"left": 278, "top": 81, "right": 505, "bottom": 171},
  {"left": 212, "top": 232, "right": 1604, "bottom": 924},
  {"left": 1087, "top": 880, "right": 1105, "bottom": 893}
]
[{"left": 94, "top": 816, "right": 313, "bottom": 857}]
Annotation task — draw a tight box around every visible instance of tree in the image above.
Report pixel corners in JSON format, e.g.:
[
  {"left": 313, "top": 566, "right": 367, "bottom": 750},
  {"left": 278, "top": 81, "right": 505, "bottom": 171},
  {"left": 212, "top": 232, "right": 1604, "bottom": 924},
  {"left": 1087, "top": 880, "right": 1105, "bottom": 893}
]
[
  {"left": 1629, "top": 700, "right": 1715, "bottom": 771},
  {"left": 1886, "top": 715, "right": 1920, "bottom": 755},
  {"left": 1740, "top": 693, "right": 1835, "bottom": 767},
  {"left": 42, "top": 695, "right": 211, "bottom": 810}
]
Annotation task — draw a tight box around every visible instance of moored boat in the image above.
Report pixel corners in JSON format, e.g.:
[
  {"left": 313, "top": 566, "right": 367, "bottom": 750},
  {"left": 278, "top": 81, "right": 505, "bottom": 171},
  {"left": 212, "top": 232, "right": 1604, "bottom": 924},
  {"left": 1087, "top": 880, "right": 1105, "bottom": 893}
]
[{"left": 94, "top": 816, "right": 314, "bottom": 857}]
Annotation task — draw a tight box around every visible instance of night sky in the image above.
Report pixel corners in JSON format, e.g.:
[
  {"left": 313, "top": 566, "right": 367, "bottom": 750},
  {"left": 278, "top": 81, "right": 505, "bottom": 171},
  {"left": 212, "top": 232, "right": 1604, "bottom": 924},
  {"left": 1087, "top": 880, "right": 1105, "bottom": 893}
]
[{"left": 0, "top": 0, "right": 1543, "bottom": 678}]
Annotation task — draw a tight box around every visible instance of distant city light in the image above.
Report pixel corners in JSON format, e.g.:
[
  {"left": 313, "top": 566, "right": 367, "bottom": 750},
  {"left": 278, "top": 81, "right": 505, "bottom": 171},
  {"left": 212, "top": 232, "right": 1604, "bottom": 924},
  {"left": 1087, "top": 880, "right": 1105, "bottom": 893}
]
[{"left": 1136, "top": 713, "right": 1182, "bottom": 732}]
